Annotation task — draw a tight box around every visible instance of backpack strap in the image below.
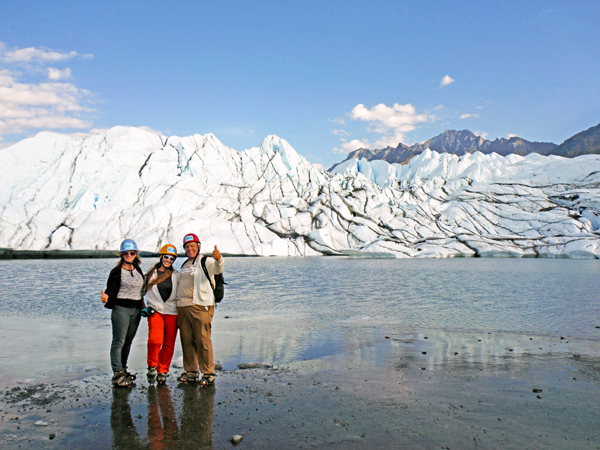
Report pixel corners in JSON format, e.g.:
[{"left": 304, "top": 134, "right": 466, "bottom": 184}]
[{"left": 200, "top": 256, "right": 215, "bottom": 292}]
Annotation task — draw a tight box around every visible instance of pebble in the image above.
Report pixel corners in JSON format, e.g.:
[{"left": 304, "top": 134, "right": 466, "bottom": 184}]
[
  {"left": 536, "top": 395, "right": 542, "bottom": 399},
  {"left": 533, "top": 389, "right": 543, "bottom": 393},
  {"left": 35, "top": 421, "right": 49, "bottom": 426},
  {"left": 237, "top": 363, "right": 273, "bottom": 370},
  {"left": 231, "top": 435, "right": 243, "bottom": 444},
  {"left": 49, "top": 433, "right": 56, "bottom": 440}
]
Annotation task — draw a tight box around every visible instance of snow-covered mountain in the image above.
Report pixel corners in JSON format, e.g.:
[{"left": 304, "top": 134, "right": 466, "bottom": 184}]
[{"left": 1, "top": 126, "right": 599, "bottom": 258}]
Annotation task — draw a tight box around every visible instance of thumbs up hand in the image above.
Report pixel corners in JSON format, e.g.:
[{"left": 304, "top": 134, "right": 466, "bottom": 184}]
[
  {"left": 212, "top": 245, "right": 221, "bottom": 260},
  {"left": 101, "top": 289, "right": 108, "bottom": 303}
]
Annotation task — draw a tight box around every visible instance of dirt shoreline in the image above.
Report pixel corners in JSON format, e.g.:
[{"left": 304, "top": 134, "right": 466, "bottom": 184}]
[{"left": 2, "top": 331, "right": 600, "bottom": 449}]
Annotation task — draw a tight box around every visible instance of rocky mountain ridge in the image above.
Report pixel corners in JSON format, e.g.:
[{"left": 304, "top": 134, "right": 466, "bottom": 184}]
[
  {"left": 550, "top": 122, "right": 600, "bottom": 157},
  {"left": 330, "top": 123, "right": 600, "bottom": 170}
]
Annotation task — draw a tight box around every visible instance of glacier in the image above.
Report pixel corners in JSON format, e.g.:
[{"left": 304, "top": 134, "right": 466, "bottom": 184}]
[{"left": 0, "top": 126, "right": 599, "bottom": 258}]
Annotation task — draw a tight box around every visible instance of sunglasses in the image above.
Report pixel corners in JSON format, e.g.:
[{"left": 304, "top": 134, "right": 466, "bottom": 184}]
[
  {"left": 123, "top": 251, "right": 137, "bottom": 256},
  {"left": 162, "top": 255, "right": 176, "bottom": 261}
]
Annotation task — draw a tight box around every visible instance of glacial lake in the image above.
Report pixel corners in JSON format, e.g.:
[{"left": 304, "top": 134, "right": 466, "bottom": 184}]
[{"left": 1, "top": 257, "right": 599, "bottom": 384}]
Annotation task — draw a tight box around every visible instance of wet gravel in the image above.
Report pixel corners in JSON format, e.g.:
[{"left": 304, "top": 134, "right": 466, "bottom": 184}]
[{"left": 1, "top": 331, "right": 600, "bottom": 449}]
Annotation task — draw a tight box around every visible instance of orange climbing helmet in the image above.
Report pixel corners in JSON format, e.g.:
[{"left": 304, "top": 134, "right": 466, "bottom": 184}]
[{"left": 159, "top": 244, "right": 177, "bottom": 257}]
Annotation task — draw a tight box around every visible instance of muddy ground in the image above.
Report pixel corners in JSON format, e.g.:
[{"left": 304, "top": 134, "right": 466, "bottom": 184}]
[{"left": 1, "top": 331, "right": 599, "bottom": 449}]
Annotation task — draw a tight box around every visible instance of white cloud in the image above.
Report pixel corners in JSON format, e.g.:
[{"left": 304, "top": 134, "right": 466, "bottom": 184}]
[
  {"left": 311, "top": 162, "right": 324, "bottom": 171},
  {"left": 440, "top": 75, "right": 455, "bottom": 87},
  {"left": 434, "top": 104, "right": 445, "bottom": 110},
  {"left": 460, "top": 113, "right": 479, "bottom": 119},
  {"left": 331, "top": 129, "right": 351, "bottom": 136},
  {"left": 332, "top": 138, "right": 369, "bottom": 154},
  {"left": 332, "top": 102, "right": 432, "bottom": 153},
  {"left": 0, "top": 42, "right": 91, "bottom": 64},
  {"left": 477, "top": 106, "right": 484, "bottom": 110},
  {"left": 329, "top": 117, "right": 346, "bottom": 125},
  {"left": 474, "top": 131, "right": 489, "bottom": 139},
  {"left": 47, "top": 67, "right": 72, "bottom": 80},
  {"left": 0, "top": 68, "right": 93, "bottom": 136},
  {"left": 508, "top": 133, "right": 518, "bottom": 139},
  {"left": 0, "top": 43, "right": 96, "bottom": 138}
]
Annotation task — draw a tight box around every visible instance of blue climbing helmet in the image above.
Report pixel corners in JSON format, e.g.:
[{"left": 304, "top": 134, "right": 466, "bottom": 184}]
[{"left": 120, "top": 239, "right": 138, "bottom": 253}]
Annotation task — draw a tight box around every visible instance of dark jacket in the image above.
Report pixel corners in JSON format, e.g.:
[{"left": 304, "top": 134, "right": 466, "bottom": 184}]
[{"left": 104, "top": 264, "right": 145, "bottom": 309}]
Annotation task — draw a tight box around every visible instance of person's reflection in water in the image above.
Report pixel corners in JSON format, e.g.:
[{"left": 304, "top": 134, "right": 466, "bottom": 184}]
[
  {"left": 178, "top": 384, "right": 215, "bottom": 450},
  {"left": 147, "top": 385, "right": 179, "bottom": 449},
  {"left": 110, "top": 387, "right": 143, "bottom": 450}
]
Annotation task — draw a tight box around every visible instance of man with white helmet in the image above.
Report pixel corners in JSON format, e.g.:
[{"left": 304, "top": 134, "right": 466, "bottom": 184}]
[{"left": 176, "top": 233, "right": 224, "bottom": 386}]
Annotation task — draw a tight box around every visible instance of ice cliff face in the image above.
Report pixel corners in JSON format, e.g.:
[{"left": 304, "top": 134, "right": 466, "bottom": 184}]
[{"left": 1, "top": 126, "right": 599, "bottom": 258}]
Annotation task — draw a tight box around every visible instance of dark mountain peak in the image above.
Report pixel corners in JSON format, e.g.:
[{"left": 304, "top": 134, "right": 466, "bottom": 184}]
[
  {"left": 329, "top": 128, "right": 565, "bottom": 171},
  {"left": 550, "top": 122, "right": 600, "bottom": 157}
]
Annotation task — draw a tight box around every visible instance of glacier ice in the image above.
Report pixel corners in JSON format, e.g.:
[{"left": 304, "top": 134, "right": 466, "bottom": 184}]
[{"left": 0, "top": 126, "right": 599, "bottom": 258}]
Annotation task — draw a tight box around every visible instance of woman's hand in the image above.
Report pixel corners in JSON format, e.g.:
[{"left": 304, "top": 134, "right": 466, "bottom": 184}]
[
  {"left": 101, "top": 290, "right": 108, "bottom": 303},
  {"left": 213, "top": 245, "right": 221, "bottom": 260}
]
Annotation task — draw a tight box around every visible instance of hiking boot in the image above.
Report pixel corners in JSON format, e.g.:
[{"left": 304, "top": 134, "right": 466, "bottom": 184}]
[
  {"left": 147, "top": 366, "right": 158, "bottom": 384},
  {"left": 124, "top": 368, "right": 137, "bottom": 380},
  {"left": 177, "top": 371, "right": 198, "bottom": 383},
  {"left": 157, "top": 373, "right": 167, "bottom": 385},
  {"left": 199, "top": 373, "right": 215, "bottom": 387},
  {"left": 112, "top": 370, "right": 133, "bottom": 388}
]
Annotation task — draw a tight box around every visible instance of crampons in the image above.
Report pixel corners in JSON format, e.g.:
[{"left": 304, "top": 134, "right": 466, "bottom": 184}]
[
  {"left": 199, "top": 373, "right": 215, "bottom": 387},
  {"left": 157, "top": 373, "right": 167, "bottom": 385},
  {"left": 177, "top": 371, "right": 198, "bottom": 383},
  {"left": 124, "top": 369, "right": 137, "bottom": 381},
  {"left": 112, "top": 370, "right": 133, "bottom": 388},
  {"left": 147, "top": 366, "right": 157, "bottom": 384}
]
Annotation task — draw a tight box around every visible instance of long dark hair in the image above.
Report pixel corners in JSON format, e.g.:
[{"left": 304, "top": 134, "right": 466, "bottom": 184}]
[
  {"left": 145, "top": 258, "right": 174, "bottom": 289},
  {"left": 115, "top": 252, "right": 142, "bottom": 269}
]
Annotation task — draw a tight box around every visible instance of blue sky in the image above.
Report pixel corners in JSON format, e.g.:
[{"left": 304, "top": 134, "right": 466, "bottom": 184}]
[{"left": 1, "top": 0, "right": 599, "bottom": 168}]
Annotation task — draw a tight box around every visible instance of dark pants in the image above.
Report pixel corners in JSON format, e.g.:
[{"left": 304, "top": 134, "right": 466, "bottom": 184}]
[{"left": 111, "top": 305, "right": 142, "bottom": 373}]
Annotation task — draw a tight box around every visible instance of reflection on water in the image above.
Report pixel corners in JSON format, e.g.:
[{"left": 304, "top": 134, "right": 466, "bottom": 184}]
[
  {"left": 0, "top": 257, "right": 599, "bottom": 381},
  {"left": 111, "top": 388, "right": 143, "bottom": 449},
  {"left": 147, "top": 386, "right": 178, "bottom": 449},
  {"left": 110, "top": 385, "right": 214, "bottom": 450}
]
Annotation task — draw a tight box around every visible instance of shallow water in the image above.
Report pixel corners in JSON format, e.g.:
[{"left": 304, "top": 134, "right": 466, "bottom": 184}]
[{"left": 0, "top": 257, "right": 599, "bottom": 383}]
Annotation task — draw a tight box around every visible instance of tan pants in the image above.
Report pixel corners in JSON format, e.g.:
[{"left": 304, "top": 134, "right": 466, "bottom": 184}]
[{"left": 177, "top": 305, "right": 215, "bottom": 375}]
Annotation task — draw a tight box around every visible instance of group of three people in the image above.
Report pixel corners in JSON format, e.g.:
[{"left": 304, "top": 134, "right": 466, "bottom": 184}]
[{"left": 101, "top": 233, "right": 224, "bottom": 388}]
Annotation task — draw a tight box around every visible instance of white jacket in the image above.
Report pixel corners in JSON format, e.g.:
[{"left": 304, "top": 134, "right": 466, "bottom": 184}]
[
  {"left": 145, "top": 270, "right": 179, "bottom": 315},
  {"left": 193, "top": 256, "right": 224, "bottom": 307}
]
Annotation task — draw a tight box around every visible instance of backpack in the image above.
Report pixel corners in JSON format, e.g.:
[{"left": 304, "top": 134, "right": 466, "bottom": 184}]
[{"left": 200, "top": 256, "right": 227, "bottom": 303}]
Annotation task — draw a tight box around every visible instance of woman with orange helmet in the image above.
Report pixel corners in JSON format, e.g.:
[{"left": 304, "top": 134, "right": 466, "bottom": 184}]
[{"left": 143, "top": 244, "right": 180, "bottom": 384}]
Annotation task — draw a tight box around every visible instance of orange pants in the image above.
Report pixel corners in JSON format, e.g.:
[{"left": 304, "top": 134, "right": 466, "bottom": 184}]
[{"left": 147, "top": 312, "right": 178, "bottom": 373}]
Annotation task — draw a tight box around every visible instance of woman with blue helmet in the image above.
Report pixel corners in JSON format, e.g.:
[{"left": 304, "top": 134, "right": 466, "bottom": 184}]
[{"left": 101, "top": 239, "right": 146, "bottom": 387}]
